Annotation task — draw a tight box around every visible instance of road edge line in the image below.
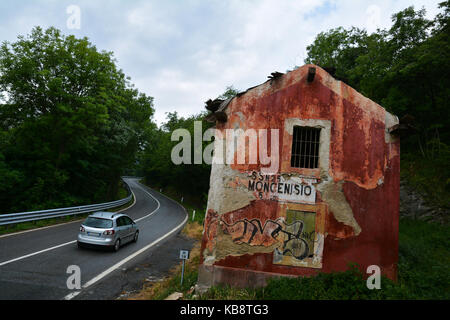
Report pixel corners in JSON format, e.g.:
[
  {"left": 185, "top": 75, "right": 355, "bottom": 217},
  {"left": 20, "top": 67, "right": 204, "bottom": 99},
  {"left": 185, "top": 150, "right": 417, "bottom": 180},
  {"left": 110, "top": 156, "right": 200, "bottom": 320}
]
[{"left": 133, "top": 184, "right": 161, "bottom": 222}]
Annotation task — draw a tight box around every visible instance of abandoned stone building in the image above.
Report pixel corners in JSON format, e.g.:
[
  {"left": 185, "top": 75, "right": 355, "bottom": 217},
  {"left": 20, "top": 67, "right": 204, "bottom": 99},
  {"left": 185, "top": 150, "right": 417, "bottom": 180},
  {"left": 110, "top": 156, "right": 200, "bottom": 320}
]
[{"left": 198, "top": 64, "right": 400, "bottom": 289}]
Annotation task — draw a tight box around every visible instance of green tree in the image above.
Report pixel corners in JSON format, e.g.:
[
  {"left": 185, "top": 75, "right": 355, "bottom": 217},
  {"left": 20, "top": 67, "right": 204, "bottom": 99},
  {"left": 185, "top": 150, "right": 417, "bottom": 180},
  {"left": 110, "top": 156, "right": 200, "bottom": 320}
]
[
  {"left": 219, "top": 86, "right": 240, "bottom": 100},
  {"left": 305, "top": 4, "right": 449, "bottom": 144},
  {"left": 140, "top": 111, "right": 212, "bottom": 200},
  {"left": 305, "top": 2, "right": 450, "bottom": 207},
  {"left": 139, "top": 86, "right": 239, "bottom": 205},
  {"left": 0, "top": 27, "right": 154, "bottom": 212}
]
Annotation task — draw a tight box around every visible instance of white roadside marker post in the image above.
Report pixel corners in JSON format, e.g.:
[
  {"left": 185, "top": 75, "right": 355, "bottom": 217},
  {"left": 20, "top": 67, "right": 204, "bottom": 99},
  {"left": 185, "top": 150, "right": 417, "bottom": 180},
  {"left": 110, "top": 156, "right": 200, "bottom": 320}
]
[{"left": 179, "top": 249, "right": 190, "bottom": 287}]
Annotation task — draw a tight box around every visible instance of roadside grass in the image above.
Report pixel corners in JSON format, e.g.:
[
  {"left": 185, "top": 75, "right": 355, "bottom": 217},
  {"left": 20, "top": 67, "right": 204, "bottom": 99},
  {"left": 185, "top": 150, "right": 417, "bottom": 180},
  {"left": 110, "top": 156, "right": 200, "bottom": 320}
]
[
  {"left": 199, "top": 266, "right": 395, "bottom": 300},
  {"left": 0, "top": 182, "right": 133, "bottom": 236},
  {"left": 395, "top": 218, "right": 450, "bottom": 299}
]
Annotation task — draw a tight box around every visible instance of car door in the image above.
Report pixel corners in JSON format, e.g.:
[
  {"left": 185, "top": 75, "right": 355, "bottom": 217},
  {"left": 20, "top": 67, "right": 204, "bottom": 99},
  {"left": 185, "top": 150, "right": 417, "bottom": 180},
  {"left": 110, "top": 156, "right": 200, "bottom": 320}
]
[
  {"left": 123, "top": 216, "right": 135, "bottom": 242},
  {"left": 116, "top": 217, "right": 127, "bottom": 240}
]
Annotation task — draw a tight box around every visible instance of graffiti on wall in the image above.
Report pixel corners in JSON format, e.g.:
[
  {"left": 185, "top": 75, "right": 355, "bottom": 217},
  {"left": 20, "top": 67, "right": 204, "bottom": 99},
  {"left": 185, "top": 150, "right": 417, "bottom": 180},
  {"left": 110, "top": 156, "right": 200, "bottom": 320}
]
[
  {"left": 221, "top": 212, "right": 316, "bottom": 263},
  {"left": 202, "top": 202, "right": 325, "bottom": 269},
  {"left": 221, "top": 217, "right": 282, "bottom": 247}
]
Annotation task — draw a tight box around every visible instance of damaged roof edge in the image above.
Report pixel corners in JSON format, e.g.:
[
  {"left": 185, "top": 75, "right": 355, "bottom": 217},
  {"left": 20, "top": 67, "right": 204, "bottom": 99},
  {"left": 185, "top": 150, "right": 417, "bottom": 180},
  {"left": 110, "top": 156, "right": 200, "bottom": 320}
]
[
  {"left": 205, "top": 97, "right": 234, "bottom": 123},
  {"left": 204, "top": 65, "right": 315, "bottom": 122},
  {"left": 204, "top": 64, "right": 398, "bottom": 123}
]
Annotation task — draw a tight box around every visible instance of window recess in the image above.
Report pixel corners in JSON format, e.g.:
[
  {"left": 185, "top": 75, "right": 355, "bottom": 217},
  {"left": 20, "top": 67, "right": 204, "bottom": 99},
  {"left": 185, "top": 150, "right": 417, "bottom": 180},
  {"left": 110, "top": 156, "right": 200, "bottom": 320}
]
[{"left": 290, "top": 126, "right": 321, "bottom": 169}]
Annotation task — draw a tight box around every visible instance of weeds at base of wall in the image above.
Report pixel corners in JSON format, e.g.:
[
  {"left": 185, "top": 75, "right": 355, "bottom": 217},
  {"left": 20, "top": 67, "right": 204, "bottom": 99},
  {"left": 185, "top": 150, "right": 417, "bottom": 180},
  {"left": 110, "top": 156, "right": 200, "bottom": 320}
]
[{"left": 200, "top": 266, "right": 393, "bottom": 300}]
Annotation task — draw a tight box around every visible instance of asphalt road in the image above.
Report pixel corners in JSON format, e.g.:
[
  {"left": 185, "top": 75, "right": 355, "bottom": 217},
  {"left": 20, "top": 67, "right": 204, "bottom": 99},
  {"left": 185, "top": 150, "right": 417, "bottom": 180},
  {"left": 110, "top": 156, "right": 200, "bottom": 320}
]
[{"left": 0, "top": 178, "right": 188, "bottom": 300}]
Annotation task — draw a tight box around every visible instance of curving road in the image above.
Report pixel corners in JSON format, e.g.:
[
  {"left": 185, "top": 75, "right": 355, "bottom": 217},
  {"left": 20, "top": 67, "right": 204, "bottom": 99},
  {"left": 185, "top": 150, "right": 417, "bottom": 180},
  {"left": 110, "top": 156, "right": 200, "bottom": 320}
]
[{"left": 0, "top": 178, "right": 188, "bottom": 300}]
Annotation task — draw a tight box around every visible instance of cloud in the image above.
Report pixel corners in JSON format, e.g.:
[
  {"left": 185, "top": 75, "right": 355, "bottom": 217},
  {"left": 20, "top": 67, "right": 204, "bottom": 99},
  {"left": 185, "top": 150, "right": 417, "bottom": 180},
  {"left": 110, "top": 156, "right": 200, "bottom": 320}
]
[
  {"left": 0, "top": 0, "right": 443, "bottom": 125},
  {"left": 126, "top": 2, "right": 181, "bottom": 38}
]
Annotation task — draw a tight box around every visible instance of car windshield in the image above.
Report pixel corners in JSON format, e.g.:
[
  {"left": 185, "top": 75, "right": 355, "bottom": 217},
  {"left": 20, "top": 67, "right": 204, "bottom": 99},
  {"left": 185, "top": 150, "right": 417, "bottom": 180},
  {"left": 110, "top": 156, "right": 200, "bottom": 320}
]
[{"left": 83, "top": 217, "right": 113, "bottom": 229}]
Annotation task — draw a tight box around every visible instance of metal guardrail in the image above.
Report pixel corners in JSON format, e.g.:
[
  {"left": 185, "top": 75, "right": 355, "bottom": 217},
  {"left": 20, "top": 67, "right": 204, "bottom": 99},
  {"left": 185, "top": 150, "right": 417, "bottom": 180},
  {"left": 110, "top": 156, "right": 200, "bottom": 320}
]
[{"left": 0, "top": 179, "right": 134, "bottom": 226}]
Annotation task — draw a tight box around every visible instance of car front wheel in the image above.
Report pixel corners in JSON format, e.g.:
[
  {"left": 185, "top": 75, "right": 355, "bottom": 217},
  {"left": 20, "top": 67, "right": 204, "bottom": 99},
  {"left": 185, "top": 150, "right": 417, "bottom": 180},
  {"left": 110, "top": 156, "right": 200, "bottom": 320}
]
[{"left": 133, "top": 231, "right": 139, "bottom": 243}]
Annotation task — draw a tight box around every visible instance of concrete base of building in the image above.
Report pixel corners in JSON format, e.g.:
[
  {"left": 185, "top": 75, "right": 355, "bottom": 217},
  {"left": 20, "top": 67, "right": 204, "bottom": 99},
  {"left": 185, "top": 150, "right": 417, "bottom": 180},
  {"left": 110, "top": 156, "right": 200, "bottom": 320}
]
[{"left": 196, "top": 264, "right": 297, "bottom": 292}]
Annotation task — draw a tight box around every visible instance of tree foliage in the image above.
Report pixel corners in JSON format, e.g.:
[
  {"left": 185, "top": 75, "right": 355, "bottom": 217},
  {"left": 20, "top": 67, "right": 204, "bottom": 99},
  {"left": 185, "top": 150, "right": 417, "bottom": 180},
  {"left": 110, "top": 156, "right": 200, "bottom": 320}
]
[
  {"left": 305, "top": 2, "right": 450, "bottom": 205},
  {"left": 138, "top": 111, "right": 213, "bottom": 204},
  {"left": 218, "top": 86, "right": 240, "bottom": 100},
  {"left": 137, "top": 86, "right": 240, "bottom": 204},
  {"left": 0, "top": 27, "right": 154, "bottom": 212},
  {"left": 305, "top": 2, "right": 450, "bottom": 148}
]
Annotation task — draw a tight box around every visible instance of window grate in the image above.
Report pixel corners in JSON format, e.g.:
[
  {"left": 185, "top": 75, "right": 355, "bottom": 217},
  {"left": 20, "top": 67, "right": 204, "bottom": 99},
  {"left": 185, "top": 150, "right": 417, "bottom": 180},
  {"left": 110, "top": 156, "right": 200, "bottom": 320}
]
[{"left": 291, "top": 126, "right": 321, "bottom": 169}]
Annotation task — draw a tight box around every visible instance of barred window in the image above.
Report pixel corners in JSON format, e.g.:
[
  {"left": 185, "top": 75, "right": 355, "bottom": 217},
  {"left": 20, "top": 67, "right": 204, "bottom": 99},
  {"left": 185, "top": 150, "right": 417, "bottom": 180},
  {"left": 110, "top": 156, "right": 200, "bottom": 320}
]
[{"left": 291, "top": 126, "right": 321, "bottom": 169}]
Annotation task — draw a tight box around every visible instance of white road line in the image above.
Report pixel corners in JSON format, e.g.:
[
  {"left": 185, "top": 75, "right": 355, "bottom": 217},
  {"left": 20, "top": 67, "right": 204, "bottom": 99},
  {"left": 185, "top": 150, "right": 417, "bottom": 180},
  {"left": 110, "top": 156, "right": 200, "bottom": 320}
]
[
  {"left": 64, "top": 210, "right": 188, "bottom": 300},
  {"left": 64, "top": 291, "right": 81, "bottom": 300},
  {"left": 0, "top": 240, "right": 77, "bottom": 267},
  {"left": 134, "top": 184, "right": 160, "bottom": 222}
]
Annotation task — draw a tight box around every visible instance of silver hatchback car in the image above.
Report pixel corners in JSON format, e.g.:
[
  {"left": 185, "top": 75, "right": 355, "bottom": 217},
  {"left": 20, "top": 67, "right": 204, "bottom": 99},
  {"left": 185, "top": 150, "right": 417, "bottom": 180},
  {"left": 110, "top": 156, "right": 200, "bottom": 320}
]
[{"left": 77, "top": 212, "right": 139, "bottom": 252}]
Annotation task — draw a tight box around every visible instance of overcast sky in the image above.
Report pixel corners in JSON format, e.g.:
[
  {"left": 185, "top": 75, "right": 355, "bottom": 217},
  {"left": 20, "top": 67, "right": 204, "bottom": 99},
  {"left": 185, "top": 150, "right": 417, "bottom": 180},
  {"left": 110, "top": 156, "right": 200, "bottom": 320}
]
[{"left": 0, "top": 0, "right": 442, "bottom": 124}]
